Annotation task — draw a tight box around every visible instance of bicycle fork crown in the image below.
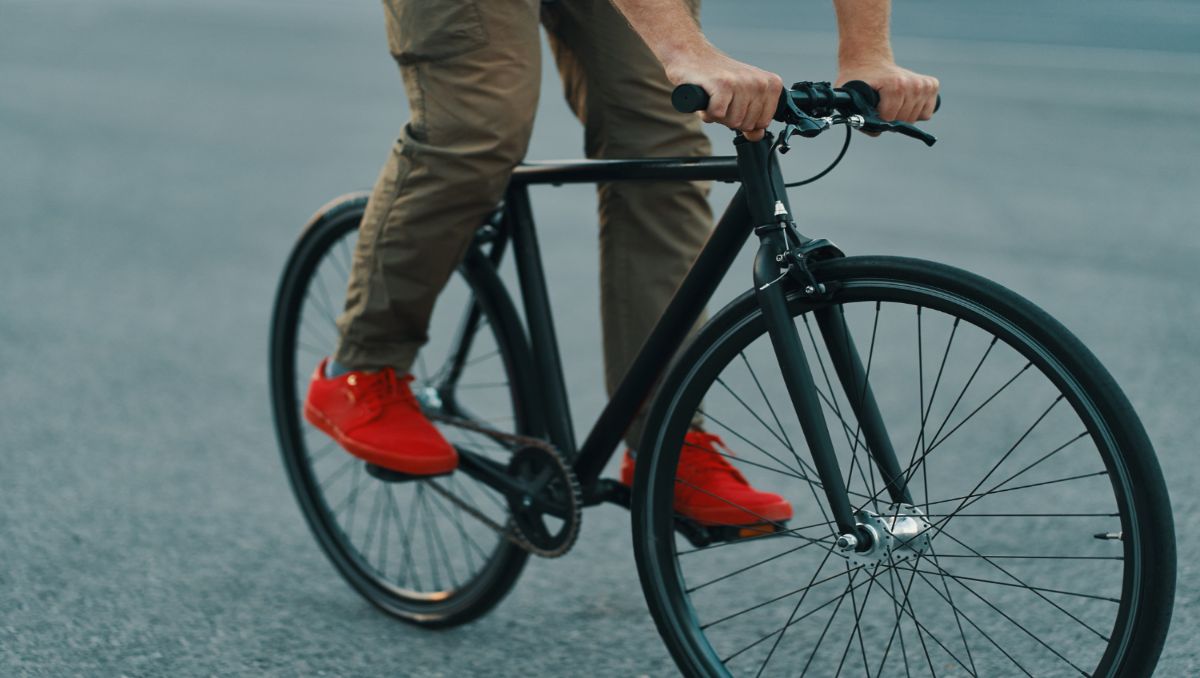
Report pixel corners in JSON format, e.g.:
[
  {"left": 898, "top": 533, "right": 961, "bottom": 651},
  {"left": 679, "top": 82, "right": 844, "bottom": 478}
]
[{"left": 837, "top": 504, "right": 933, "bottom": 568}]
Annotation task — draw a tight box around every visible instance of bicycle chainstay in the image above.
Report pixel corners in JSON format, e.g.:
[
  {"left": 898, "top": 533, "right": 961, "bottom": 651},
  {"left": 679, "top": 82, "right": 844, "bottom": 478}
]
[{"left": 426, "top": 413, "right": 582, "bottom": 558}]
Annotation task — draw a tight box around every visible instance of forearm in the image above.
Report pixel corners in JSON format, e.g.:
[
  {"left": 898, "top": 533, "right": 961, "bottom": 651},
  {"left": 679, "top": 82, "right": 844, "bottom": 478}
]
[
  {"left": 608, "top": 0, "right": 782, "bottom": 139},
  {"left": 832, "top": 0, "right": 938, "bottom": 122},
  {"left": 608, "top": 0, "right": 709, "bottom": 70},
  {"left": 833, "top": 0, "right": 894, "bottom": 67}
]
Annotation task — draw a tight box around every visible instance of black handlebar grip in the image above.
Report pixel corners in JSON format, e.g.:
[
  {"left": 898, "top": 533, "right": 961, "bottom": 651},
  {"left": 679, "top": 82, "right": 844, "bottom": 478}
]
[
  {"left": 674, "top": 81, "right": 941, "bottom": 117},
  {"left": 671, "top": 84, "right": 709, "bottom": 113},
  {"left": 841, "top": 80, "right": 940, "bottom": 113}
]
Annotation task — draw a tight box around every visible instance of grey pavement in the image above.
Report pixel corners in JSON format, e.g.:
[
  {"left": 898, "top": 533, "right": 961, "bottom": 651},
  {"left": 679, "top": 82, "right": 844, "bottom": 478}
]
[{"left": 1, "top": 0, "right": 1198, "bottom": 675}]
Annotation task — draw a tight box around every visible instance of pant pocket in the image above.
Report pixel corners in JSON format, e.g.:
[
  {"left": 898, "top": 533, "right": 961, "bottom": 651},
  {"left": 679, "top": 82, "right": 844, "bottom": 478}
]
[{"left": 382, "top": 0, "right": 488, "bottom": 64}]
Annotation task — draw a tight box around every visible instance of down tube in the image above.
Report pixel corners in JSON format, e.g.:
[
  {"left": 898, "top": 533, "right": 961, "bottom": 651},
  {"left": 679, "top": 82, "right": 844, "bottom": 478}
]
[{"left": 574, "top": 188, "right": 755, "bottom": 493}]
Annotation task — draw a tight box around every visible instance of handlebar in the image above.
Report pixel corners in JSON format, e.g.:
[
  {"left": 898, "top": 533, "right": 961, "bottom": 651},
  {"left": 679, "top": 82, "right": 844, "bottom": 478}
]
[{"left": 671, "top": 81, "right": 940, "bottom": 146}]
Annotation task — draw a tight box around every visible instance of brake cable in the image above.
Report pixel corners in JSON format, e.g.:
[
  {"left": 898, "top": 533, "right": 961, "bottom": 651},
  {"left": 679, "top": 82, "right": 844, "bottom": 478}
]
[
  {"left": 779, "top": 120, "right": 852, "bottom": 188},
  {"left": 768, "top": 115, "right": 854, "bottom": 194}
]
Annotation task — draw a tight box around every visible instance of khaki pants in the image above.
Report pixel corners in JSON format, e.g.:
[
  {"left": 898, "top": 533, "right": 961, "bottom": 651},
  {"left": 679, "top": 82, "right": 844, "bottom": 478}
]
[{"left": 335, "top": 0, "right": 713, "bottom": 447}]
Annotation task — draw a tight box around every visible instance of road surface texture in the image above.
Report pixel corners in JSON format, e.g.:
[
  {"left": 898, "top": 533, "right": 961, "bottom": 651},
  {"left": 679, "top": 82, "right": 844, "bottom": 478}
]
[{"left": 2, "top": 0, "right": 1198, "bottom": 675}]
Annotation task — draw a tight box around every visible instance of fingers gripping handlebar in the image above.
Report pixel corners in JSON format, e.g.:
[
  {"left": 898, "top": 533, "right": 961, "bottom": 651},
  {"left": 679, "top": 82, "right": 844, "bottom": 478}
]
[{"left": 671, "top": 81, "right": 940, "bottom": 146}]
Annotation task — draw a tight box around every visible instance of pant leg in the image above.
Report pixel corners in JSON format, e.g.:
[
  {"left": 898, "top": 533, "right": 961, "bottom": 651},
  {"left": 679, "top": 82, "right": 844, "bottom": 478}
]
[
  {"left": 334, "top": 0, "right": 542, "bottom": 372},
  {"left": 543, "top": 0, "right": 713, "bottom": 449}
]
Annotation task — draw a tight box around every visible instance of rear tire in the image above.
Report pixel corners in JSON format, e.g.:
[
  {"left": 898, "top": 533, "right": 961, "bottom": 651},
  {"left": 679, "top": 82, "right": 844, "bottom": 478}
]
[
  {"left": 632, "top": 256, "right": 1174, "bottom": 676},
  {"left": 270, "top": 194, "right": 536, "bottom": 627}
]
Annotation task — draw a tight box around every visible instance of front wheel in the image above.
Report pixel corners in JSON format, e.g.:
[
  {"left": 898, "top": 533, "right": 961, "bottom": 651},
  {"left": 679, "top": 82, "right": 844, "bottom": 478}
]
[{"left": 632, "top": 256, "right": 1174, "bottom": 677}]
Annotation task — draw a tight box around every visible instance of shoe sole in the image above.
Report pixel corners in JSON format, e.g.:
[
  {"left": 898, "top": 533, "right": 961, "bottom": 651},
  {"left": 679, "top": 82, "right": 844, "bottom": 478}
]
[
  {"left": 681, "top": 502, "right": 794, "bottom": 527},
  {"left": 618, "top": 477, "right": 793, "bottom": 527},
  {"left": 303, "top": 404, "right": 459, "bottom": 476}
]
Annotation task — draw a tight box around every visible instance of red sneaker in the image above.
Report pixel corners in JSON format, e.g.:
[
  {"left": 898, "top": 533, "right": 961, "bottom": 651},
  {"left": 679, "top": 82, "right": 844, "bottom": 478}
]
[
  {"left": 303, "top": 358, "right": 457, "bottom": 476},
  {"left": 620, "top": 430, "right": 792, "bottom": 526}
]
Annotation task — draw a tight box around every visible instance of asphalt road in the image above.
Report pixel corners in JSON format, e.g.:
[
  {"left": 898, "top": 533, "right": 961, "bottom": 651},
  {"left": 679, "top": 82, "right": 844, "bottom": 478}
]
[{"left": 2, "top": 1, "right": 1198, "bottom": 675}]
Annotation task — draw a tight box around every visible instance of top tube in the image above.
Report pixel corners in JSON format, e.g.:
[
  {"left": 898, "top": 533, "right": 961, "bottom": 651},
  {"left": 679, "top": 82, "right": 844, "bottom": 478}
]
[{"left": 510, "top": 156, "right": 739, "bottom": 185}]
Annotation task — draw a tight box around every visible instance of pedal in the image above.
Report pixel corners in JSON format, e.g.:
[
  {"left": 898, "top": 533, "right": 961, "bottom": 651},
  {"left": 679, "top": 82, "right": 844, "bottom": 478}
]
[
  {"left": 364, "top": 463, "right": 452, "bottom": 483},
  {"left": 674, "top": 517, "right": 790, "bottom": 547},
  {"left": 707, "top": 521, "right": 790, "bottom": 543}
]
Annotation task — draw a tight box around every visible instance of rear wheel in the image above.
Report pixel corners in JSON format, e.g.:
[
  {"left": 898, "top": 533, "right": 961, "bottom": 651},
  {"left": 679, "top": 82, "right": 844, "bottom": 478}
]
[
  {"left": 270, "top": 195, "right": 536, "bottom": 626},
  {"left": 632, "top": 256, "right": 1174, "bottom": 676}
]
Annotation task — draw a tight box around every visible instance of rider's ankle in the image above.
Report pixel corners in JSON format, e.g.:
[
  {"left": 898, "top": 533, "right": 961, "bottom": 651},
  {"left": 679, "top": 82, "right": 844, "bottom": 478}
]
[{"left": 325, "top": 359, "right": 357, "bottom": 378}]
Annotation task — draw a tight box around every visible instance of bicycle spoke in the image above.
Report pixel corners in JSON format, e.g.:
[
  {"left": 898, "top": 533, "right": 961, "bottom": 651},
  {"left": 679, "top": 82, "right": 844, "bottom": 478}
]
[
  {"left": 898, "top": 362, "right": 1033, "bottom": 494},
  {"left": 841, "top": 302, "right": 884, "bottom": 517},
  {"left": 936, "top": 528, "right": 1113, "bottom": 640},
  {"left": 723, "top": 567, "right": 874, "bottom": 666},
  {"left": 338, "top": 236, "right": 353, "bottom": 276},
  {"left": 900, "top": 566, "right": 1118, "bottom": 603},
  {"left": 833, "top": 562, "right": 878, "bottom": 677},
  {"left": 702, "top": 560, "right": 854, "bottom": 631},
  {"left": 675, "top": 521, "right": 835, "bottom": 556},
  {"left": 922, "top": 470, "right": 1108, "bottom": 509},
  {"left": 875, "top": 553, "right": 920, "bottom": 678},
  {"left": 925, "top": 450, "right": 1104, "bottom": 541},
  {"left": 675, "top": 476, "right": 798, "bottom": 535},
  {"left": 361, "top": 482, "right": 386, "bottom": 563},
  {"left": 921, "top": 558, "right": 1093, "bottom": 675},
  {"left": 416, "top": 485, "right": 444, "bottom": 590},
  {"left": 716, "top": 374, "right": 793, "bottom": 456},
  {"left": 692, "top": 440, "right": 826, "bottom": 486},
  {"left": 862, "top": 565, "right": 978, "bottom": 676},
  {"left": 424, "top": 486, "right": 461, "bottom": 590},
  {"left": 905, "top": 564, "right": 1029, "bottom": 677},
  {"left": 799, "top": 568, "right": 865, "bottom": 676},
  {"left": 433, "top": 477, "right": 490, "bottom": 564},
  {"left": 398, "top": 485, "right": 423, "bottom": 590},
  {"left": 934, "top": 430, "right": 1089, "bottom": 529},
  {"left": 376, "top": 484, "right": 391, "bottom": 575},
  {"left": 756, "top": 547, "right": 840, "bottom": 677},
  {"left": 306, "top": 439, "right": 339, "bottom": 464},
  {"left": 903, "top": 311, "right": 960, "bottom": 514},
  {"left": 803, "top": 313, "right": 875, "bottom": 508},
  {"left": 686, "top": 534, "right": 830, "bottom": 593},
  {"left": 308, "top": 271, "right": 340, "bottom": 328},
  {"left": 923, "top": 543, "right": 977, "bottom": 676},
  {"left": 696, "top": 409, "right": 814, "bottom": 483}
]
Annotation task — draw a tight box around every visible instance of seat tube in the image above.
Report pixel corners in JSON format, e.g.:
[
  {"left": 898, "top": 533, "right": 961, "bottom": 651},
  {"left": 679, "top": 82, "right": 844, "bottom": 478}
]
[{"left": 737, "top": 135, "right": 858, "bottom": 536}]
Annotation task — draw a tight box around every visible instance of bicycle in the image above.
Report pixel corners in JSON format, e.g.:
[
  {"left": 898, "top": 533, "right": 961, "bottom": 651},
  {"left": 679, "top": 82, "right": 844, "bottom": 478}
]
[{"left": 269, "top": 80, "right": 1175, "bottom": 676}]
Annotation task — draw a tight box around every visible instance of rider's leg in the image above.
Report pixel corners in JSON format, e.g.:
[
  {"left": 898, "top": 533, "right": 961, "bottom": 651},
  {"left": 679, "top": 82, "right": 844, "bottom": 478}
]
[
  {"left": 310, "top": 0, "right": 542, "bottom": 474},
  {"left": 333, "top": 0, "right": 543, "bottom": 373},
  {"left": 545, "top": 0, "right": 791, "bottom": 525},
  {"left": 543, "top": 0, "right": 712, "bottom": 450}
]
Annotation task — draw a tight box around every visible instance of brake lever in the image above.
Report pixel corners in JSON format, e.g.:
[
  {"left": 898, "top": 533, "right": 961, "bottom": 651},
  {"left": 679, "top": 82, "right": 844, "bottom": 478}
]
[
  {"left": 841, "top": 80, "right": 938, "bottom": 147},
  {"left": 849, "top": 114, "right": 937, "bottom": 147}
]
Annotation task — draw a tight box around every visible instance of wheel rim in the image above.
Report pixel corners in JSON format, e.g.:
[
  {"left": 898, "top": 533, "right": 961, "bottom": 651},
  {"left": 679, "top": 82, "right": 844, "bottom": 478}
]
[
  {"left": 272, "top": 213, "right": 527, "bottom": 614},
  {"left": 640, "top": 279, "right": 1144, "bottom": 677}
]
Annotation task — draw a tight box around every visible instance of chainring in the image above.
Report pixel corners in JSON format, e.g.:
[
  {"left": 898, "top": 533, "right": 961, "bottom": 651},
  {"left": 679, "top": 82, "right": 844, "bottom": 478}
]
[
  {"left": 426, "top": 413, "right": 582, "bottom": 558},
  {"left": 505, "top": 446, "right": 582, "bottom": 558}
]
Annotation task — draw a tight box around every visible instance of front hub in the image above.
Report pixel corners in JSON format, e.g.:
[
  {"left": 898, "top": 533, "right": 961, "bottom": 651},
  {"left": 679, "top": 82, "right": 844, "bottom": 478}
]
[{"left": 844, "top": 503, "right": 932, "bottom": 568}]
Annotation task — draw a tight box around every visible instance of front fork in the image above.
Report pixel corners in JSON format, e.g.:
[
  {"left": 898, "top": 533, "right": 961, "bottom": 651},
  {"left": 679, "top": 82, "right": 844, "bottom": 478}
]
[{"left": 736, "top": 135, "right": 912, "bottom": 545}]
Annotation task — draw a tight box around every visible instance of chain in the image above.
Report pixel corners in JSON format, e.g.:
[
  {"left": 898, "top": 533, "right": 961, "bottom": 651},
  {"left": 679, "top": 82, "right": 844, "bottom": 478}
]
[{"left": 426, "top": 413, "right": 582, "bottom": 558}]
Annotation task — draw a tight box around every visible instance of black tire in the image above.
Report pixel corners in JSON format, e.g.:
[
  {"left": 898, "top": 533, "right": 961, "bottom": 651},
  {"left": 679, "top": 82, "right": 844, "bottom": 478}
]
[
  {"left": 270, "top": 193, "right": 536, "bottom": 627},
  {"left": 632, "top": 256, "right": 1174, "bottom": 677}
]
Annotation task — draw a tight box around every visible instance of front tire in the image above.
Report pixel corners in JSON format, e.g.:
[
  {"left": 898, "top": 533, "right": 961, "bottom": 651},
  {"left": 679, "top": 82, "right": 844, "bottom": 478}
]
[{"left": 632, "top": 256, "right": 1174, "bottom": 676}]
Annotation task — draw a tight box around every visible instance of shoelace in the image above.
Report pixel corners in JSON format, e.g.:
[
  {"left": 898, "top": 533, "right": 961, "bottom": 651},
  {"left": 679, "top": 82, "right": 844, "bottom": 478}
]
[
  {"left": 681, "top": 431, "right": 747, "bottom": 483},
  {"left": 357, "top": 369, "right": 418, "bottom": 413}
]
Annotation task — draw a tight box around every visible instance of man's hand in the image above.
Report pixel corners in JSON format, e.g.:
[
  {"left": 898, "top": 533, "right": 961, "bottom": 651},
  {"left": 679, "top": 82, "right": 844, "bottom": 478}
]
[
  {"left": 607, "top": 0, "right": 782, "bottom": 141},
  {"left": 836, "top": 61, "right": 939, "bottom": 123},
  {"left": 663, "top": 45, "right": 783, "bottom": 141},
  {"left": 833, "top": 0, "right": 938, "bottom": 125}
]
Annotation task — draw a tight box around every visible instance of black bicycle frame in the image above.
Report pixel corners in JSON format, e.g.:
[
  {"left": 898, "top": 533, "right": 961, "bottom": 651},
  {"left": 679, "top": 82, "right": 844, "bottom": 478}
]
[{"left": 456, "top": 137, "right": 910, "bottom": 536}]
